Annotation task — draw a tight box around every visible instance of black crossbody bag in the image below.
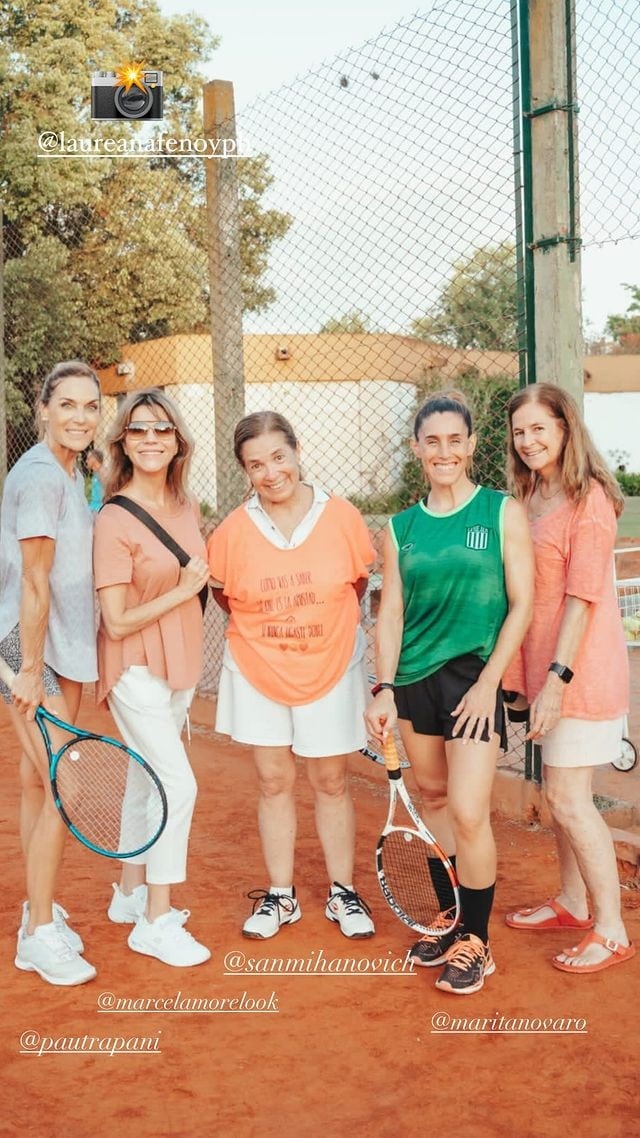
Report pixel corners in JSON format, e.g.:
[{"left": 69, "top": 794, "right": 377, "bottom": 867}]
[{"left": 108, "top": 495, "right": 208, "bottom": 615}]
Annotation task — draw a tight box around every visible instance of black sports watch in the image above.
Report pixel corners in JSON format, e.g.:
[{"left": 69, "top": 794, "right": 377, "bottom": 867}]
[
  {"left": 371, "top": 681, "right": 394, "bottom": 696},
  {"left": 548, "top": 661, "right": 574, "bottom": 684}
]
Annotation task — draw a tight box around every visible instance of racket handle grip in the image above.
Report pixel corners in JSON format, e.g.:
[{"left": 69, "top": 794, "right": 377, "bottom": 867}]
[{"left": 382, "top": 734, "right": 400, "bottom": 772}]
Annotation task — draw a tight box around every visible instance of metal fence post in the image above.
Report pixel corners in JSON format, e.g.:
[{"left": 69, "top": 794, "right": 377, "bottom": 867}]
[
  {"left": 527, "top": 0, "right": 584, "bottom": 406},
  {"left": 203, "top": 80, "right": 246, "bottom": 516}
]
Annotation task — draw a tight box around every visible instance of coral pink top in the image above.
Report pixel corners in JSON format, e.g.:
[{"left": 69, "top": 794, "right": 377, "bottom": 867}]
[
  {"left": 207, "top": 495, "right": 375, "bottom": 705},
  {"left": 94, "top": 498, "right": 205, "bottom": 703},
  {"left": 504, "top": 481, "right": 628, "bottom": 719}
]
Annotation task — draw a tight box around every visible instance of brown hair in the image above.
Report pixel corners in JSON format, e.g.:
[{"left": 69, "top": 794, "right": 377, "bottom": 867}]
[
  {"left": 233, "top": 411, "right": 298, "bottom": 465},
  {"left": 413, "top": 389, "right": 474, "bottom": 439},
  {"left": 36, "top": 360, "right": 101, "bottom": 437},
  {"left": 104, "top": 389, "right": 194, "bottom": 504},
  {"left": 507, "top": 383, "right": 624, "bottom": 517}
]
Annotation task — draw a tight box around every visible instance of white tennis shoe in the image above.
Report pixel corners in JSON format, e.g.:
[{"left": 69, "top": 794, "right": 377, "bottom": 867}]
[
  {"left": 242, "top": 888, "right": 302, "bottom": 939},
  {"left": 128, "top": 909, "right": 211, "bottom": 967},
  {"left": 325, "top": 882, "right": 375, "bottom": 938},
  {"left": 107, "top": 882, "right": 148, "bottom": 924},
  {"left": 15, "top": 922, "right": 97, "bottom": 986},
  {"left": 20, "top": 900, "right": 84, "bottom": 953}
]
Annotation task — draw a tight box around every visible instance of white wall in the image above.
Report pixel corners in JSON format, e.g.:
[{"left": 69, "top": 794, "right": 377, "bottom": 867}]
[{"left": 584, "top": 393, "right": 640, "bottom": 472}]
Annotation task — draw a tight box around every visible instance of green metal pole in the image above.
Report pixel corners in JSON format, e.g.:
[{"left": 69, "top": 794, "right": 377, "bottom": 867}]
[
  {"left": 565, "top": 0, "right": 578, "bottom": 264},
  {"left": 511, "top": 0, "right": 527, "bottom": 389},
  {"left": 519, "top": 0, "right": 536, "bottom": 387}
]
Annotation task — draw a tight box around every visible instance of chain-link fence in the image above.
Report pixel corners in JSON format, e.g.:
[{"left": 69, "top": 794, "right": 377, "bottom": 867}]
[{"left": 2, "top": 1, "right": 638, "bottom": 776}]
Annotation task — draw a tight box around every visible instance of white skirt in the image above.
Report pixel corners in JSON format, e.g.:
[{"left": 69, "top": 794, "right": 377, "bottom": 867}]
[{"left": 541, "top": 716, "right": 625, "bottom": 768}]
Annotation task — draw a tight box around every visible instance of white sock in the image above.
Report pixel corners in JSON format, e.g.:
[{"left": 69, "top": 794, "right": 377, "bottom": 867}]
[
  {"left": 270, "top": 885, "right": 294, "bottom": 896},
  {"left": 330, "top": 883, "right": 354, "bottom": 895}
]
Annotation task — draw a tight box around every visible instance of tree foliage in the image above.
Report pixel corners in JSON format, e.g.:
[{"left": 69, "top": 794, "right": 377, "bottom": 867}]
[
  {"left": 606, "top": 284, "right": 640, "bottom": 349},
  {"left": 319, "top": 311, "right": 371, "bottom": 334},
  {"left": 0, "top": 0, "right": 292, "bottom": 430},
  {"left": 412, "top": 245, "right": 518, "bottom": 351}
]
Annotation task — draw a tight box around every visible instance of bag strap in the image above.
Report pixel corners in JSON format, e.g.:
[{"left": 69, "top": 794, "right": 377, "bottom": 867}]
[{"left": 108, "top": 495, "right": 208, "bottom": 614}]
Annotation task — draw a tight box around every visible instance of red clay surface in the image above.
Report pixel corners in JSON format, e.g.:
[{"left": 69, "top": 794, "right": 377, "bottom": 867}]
[{"left": 1, "top": 695, "right": 638, "bottom": 1138}]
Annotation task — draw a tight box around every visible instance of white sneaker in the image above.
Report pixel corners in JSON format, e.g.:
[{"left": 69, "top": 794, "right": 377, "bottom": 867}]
[
  {"left": 20, "top": 901, "right": 84, "bottom": 954},
  {"left": 15, "top": 922, "right": 97, "bottom": 986},
  {"left": 325, "top": 882, "right": 375, "bottom": 938},
  {"left": 128, "top": 909, "right": 211, "bottom": 967},
  {"left": 242, "top": 888, "right": 302, "bottom": 939},
  {"left": 107, "top": 882, "right": 148, "bottom": 924}
]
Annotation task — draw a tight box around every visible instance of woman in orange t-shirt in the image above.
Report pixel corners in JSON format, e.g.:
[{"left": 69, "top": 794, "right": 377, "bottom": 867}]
[
  {"left": 208, "top": 411, "right": 376, "bottom": 941},
  {"left": 94, "top": 390, "right": 210, "bottom": 968},
  {"left": 503, "top": 383, "right": 634, "bottom": 975}
]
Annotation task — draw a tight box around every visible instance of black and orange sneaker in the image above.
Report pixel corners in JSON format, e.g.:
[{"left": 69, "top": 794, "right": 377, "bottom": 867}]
[
  {"left": 435, "top": 932, "right": 495, "bottom": 994},
  {"left": 408, "top": 908, "right": 462, "bottom": 967}
]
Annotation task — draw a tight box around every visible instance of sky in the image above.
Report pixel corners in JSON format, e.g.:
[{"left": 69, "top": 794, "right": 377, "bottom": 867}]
[
  {"left": 158, "top": 0, "right": 639, "bottom": 336},
  {"left": 159, "top": 0, "right": 419, "bottom": 108}
]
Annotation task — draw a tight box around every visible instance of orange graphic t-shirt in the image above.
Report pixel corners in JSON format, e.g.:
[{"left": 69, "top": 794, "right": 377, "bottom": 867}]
[{"left": 207, "top": 495, "right": 375, "bottom": 705}]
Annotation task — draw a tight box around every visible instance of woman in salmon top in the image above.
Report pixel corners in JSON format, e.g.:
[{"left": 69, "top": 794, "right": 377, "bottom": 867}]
[
  {"left": 504, "top": 382, "right": 634, "bottom": 974},
  {"left": 208, "top": 411, "right": 376, "bottom": 940},
  {"left": 94, "top": 389, "right": 211, "bottom": 968}
]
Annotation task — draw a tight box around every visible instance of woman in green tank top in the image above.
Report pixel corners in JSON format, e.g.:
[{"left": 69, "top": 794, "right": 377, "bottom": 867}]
[{"left": 365, "top": 391, "right": 534, "bottom": 995}]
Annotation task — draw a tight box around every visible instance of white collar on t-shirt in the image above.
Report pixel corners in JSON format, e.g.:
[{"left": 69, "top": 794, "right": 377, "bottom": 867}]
[{"left": 245, "top": 483, "right": 330, "bottom": 549}]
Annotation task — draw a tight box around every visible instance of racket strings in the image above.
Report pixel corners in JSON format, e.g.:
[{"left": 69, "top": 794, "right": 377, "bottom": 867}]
[
  {"left": 54, "top": 738, "right": 164, "bottom": 855},
  {"left": 378, "top": 830, "right": 457, "bottom": 931}
]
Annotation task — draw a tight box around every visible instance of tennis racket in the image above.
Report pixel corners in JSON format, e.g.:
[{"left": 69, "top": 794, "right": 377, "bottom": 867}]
[
  {"left": 359, "top": 743, "right": 410, "bottom": 769},
  {"left": 0, "top": 658, "right": 167, "bottom": 859},
  {"left": 376, "top": 734, "right": 461, "bottom": 935}
]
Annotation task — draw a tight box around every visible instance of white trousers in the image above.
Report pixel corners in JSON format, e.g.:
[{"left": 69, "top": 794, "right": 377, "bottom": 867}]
[{"left": 108, "top": 666, "right": 196, "bottom": 885}]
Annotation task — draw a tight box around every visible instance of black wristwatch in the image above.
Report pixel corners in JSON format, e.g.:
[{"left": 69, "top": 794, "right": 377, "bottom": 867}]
[
  {"left": 548, "top": 661, "right": 574, "bottom": 684},
  {"left": 371, "top": 681, "right": 394, "bottom": 696}
]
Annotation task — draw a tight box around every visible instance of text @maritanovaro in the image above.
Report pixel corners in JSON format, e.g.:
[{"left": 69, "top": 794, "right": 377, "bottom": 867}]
[{"left": 430, "top": 1011, "right": 588, "bottom": 1034}]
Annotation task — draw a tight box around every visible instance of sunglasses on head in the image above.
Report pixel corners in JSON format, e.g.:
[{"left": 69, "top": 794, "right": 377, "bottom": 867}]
[{"left": 125, "top": 421, "right": 176, "bottom": 437}]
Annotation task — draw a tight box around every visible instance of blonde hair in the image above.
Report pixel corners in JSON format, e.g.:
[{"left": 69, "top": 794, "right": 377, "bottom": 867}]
[
  {"left": 104, "top": 389, "right": 194, "bottom": 504},
  {"left": 507, "top": 383, "right": 624, "bottom": 517}
]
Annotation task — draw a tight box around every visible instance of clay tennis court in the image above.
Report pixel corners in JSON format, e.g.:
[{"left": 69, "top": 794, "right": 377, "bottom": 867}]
[{"left": 0, "top": 694, "right": 637, "bottom": 1138}]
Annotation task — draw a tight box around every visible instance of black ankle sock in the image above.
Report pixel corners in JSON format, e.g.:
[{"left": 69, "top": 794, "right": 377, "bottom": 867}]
[
  {"left": 458, "top": 882, "right": 495, "bottom": 944},
  {"left": 428, "top": 854, "right": 457, "bottom": 911}
]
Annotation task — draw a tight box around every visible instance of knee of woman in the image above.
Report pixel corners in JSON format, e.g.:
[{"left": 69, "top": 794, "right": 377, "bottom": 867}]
[
  {"left": 544, "top": 784, "right": 579, "bottom": 825},
  {"left": 312, "top": 772, "right": 348, "bottom": 799},
  {"left": 413, "top": 780, "right": 448, "bottom": 813},
  {"left": 449, "top": 806, "right": 488, "bottom": 842},
  {"left": 258, "top": 773, "right": 295, "bottom": 799}
]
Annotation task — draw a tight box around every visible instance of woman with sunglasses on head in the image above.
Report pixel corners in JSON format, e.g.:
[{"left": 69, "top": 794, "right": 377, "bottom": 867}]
[
  {"left": 0, "top": 361, "right": 101, "bottom": 986},
  {"left": 207, "top": 411, "right": 376, "bottom": 940},
  {"left": 503, "top": 382, "right": 634, "bottom": 974},
  {"left": 93, "top": 389, "right": 211, "bottom": 967},
  {"left": 365, "top": 390, "right": 534, "bottom": 995}
]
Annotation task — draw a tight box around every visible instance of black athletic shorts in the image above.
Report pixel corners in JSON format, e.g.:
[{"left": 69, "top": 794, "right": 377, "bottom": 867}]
[{"left": 394, "top": 653, "right": 508, "bottom": 751}]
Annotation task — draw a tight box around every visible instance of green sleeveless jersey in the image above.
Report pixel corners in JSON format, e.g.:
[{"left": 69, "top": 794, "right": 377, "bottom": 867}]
[{"left": 389, "top": 485, "right": 508, "bottom": 685}]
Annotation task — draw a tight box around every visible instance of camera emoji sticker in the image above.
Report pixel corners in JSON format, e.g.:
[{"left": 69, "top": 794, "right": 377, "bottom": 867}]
[{"left": 91, "top": 61, "right": 163, "bottom": 121}]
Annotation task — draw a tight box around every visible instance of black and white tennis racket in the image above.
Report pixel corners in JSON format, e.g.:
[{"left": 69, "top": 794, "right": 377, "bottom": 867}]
[
  {"left": 376, "top": 734, "right": 460, "bottom": 935},
  {"left": 0, "top": 658, "right": 167, "bottom": 859}
]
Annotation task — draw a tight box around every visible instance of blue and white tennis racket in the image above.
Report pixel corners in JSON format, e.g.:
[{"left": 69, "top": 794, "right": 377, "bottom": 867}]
[{"left": 0, "top": 658, "right": 167, "bottom": 859}]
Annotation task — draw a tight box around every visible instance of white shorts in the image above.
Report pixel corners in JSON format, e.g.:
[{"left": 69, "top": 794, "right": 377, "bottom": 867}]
[
  {"left": 215, "top": 659, "right": 369, "bottom": 758},
  {"left": 541, "top": 716, "right": 625, "bottom": 768}
]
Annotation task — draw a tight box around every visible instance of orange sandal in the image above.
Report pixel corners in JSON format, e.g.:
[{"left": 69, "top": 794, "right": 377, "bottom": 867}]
[
  {"left": 552, "top": 931, "right": 636, "bottom": 974},
  {"left": 505, "top": 899, "right": 593, "bottom": 931}
]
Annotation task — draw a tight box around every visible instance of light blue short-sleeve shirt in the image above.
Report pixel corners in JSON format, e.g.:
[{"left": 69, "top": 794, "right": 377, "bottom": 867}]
[{"left": 0, "top": 443, "right": 98, "bottom": 682}]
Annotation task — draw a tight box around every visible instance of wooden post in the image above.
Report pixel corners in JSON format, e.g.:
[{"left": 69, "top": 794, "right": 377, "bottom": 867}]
[
  {"left": 528, "top": 0, "right": 583, "bottom": 407},
  {"left": 203, "top": 80, "right": 246, "bottom": 515},
  {"left": 0, "top": 204, "right": 8, "bottom": 492}
]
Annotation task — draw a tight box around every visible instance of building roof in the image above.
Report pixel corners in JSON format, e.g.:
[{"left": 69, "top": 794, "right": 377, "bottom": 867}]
[{"left": 94, "top": 332, "right": 640, "bottom": 395}]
